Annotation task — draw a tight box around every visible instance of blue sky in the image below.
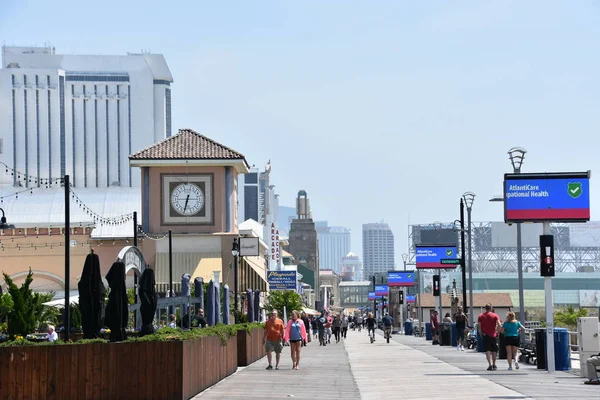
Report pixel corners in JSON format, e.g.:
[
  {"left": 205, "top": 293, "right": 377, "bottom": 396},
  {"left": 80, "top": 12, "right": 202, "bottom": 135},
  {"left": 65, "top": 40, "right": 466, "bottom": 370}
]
[{"left": 2, "top": 1, "right": 600, "bottom": 262}]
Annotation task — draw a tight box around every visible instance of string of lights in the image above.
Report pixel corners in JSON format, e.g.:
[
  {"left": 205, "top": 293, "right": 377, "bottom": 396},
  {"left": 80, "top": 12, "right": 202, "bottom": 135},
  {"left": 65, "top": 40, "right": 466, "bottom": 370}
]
[
  {"left": 0, "top": 186, "right": 45, "bottom": 204},
  {"left": 69, "top": 187, "right": 134, "bottom": 226},
  {"left": 0, "top": 161, "right": 65, "bottom": 187},
  {"left": 0, "top": 238, "right": 147, "bottom": 251},
  {"left": 137, "top": 227, "right": 168, "bottom": 241}
]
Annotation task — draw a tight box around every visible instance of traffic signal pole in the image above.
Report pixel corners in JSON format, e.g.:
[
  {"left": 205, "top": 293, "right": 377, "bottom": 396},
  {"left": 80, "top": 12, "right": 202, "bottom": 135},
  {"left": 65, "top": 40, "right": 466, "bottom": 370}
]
[{"left": 542, "top": 222, "right": 555, "bottom": 372}]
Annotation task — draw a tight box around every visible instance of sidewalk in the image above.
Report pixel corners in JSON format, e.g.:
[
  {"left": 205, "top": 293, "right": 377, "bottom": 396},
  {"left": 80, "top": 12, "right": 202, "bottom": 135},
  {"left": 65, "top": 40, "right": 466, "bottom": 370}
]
[
  {"left": 194, "top": 329, "right": 599, "bottom": 400},
  {"left": 345, "top": 330, "right": 527, "bottom": 400},
  {"left": 195, "top": 336, "right": 359, "bottom": 399},
  {"left": 393, "top": 333, "right": 599, "bottom": 400}
]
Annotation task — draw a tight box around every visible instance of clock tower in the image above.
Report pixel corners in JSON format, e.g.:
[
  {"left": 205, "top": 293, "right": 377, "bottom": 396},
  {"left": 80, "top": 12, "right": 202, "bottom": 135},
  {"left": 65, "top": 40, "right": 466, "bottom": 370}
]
[{"left": 128, "top": 128, "right": 251, "bottom": 292}]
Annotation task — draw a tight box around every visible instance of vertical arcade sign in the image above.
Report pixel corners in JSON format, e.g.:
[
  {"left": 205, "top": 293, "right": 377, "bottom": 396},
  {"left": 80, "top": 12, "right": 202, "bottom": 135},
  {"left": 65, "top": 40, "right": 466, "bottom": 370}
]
[{"left": 269, "top": 222, "right": 281, "bottom": 270}]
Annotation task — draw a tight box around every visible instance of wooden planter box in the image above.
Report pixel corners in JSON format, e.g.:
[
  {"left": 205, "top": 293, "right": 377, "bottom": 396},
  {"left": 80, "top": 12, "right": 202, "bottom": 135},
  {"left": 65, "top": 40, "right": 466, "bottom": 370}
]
[
  {"left": 0, "top": 335, "right": 237, "bottom": 400},
  {"left": 237, "top": 327, "right": 265, "bottom": 367}
]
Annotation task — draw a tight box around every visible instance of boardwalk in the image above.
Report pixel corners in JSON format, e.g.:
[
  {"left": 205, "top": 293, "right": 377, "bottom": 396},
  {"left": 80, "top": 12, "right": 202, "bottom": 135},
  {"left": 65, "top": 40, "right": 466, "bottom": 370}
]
[{"left": 195, "top": 329, "right": 598, "bottom": 400}]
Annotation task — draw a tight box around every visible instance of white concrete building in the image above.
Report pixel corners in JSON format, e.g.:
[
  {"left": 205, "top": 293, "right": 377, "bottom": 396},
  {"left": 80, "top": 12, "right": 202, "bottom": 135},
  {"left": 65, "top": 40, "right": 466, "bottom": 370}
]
[
  {"left": 0, "top": 45, "right": 173, "bottom": 188},
  {"left": 362, "top": 222, "right": 395, "bottom": 279},
  {"left": 340, "top": 251, "right": 362, "bottom": 281}
]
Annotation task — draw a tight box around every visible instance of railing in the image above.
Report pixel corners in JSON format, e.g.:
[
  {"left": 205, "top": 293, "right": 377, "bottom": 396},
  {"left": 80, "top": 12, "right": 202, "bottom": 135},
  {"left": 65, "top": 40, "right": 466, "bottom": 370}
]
[{"left": 522, "top": 327, "right": 580, "bottom": 352}]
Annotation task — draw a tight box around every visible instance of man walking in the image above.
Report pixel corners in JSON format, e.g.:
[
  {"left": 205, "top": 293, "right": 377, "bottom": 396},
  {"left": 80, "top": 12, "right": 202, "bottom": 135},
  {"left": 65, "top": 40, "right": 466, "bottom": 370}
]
[
  {"left": 430, "top": 310, "right": 440, "bottom": 345},
  {"left": 341, "top": 314, "right": 349, "bottom": 338},
  {"left": 263, "top": 310, "right": 285, "bottom": 370},
  {"left": 478, "top": 304, "right": 502, "bottom": 371}
]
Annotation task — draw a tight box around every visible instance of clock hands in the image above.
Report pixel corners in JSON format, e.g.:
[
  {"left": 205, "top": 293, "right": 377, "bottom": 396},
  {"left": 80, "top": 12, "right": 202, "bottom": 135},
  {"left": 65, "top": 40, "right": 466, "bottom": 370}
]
[{"left": 183, "top": 194, "right": 190, "bottom": 213}]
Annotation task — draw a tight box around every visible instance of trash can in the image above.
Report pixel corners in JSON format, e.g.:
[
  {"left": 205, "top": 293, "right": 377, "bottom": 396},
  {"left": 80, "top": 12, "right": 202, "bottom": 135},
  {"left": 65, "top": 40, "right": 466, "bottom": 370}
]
[
  {"left": 404, "top": 321, "right": 413, "bottom": 336},
  {"left": 554, "top": 328, "right": 571, "bottom": 371},
  {"left": 476, "top": 330, "right": 485, "bottom": 353},
  {"left": 498, "top": 333, "right": 507, "bottom": 359},
  {"left": 451, "top": 322, "right": 457, "bottom": 347},
  {"left": 425, "top": 322, "right": 432, "bottom": 340},
  {"left": 440, "top": 323, "right": 451, "bottom": 346},
  {"left": 535, "top": 328, "right": 546, "bottom": 369},
  {"left": 535, "top": 327, "right": 571, "bottom": 371}
]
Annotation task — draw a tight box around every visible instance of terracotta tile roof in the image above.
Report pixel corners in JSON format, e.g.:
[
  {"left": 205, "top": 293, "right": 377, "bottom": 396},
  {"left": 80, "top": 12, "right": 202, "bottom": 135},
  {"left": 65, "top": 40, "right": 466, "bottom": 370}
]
[
  {"left": 418, "top": 293, "right": 513, "bottom": 308},
  {"left": 129, "top": 128, "right": 249, "bottom": 166}
]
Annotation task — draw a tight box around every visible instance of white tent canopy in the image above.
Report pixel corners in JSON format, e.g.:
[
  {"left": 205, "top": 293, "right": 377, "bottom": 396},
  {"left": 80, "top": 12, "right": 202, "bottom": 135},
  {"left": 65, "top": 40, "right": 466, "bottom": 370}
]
[{"left": 42, "top": 295, "right": 79, "bottom": 308}]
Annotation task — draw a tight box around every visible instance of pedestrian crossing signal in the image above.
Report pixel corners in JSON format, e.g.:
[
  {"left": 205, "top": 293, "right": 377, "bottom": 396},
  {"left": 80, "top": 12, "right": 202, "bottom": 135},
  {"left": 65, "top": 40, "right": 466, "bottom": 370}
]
[
  {"left": 433, "top": 275, "right": 441, "bottom": 296},
  {"left": 399, "top": 291, "right": 404, "bottom": 304}
]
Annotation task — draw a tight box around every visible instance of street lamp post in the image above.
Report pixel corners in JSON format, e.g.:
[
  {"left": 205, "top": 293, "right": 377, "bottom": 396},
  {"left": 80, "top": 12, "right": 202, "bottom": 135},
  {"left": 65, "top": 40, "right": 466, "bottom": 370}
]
[
  {"left": 462, "top": 192, "right": 475, "bottom": 325},
  {"left": 508, "top": 147, "right": 527, "bottom": 331},
  {"left": 401, "top": 253, "right": 408, "bottom": 271},
  {"left": 231, "top": 237, "right": 240, "bottom": 324},
  {"left": 0, "top": 208, "right": 16, "bottom": 230},
  {"left": 459, "top": 199, "right": 467, "bottom": 314}
]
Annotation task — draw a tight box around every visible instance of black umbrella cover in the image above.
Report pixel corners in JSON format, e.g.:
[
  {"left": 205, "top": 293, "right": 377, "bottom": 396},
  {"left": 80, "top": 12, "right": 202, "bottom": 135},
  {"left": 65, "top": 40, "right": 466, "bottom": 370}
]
[
  {"left": 246, "top": 289, "right": 254, "bottom": 323},
  {"left": 194, "top": 277, "right": 204, "bottom": 311},
  {"left": 138, "top": 268, "right": 157, "bottom": 336},
  {"left": 78, "top": 253, "right": 106, "bottom": 339},
  {"left": 254, "top": 289, "right": 261, "bottom": 322},
  {"left": 105, "top": 261, "right": 128, "bottom": 342}
]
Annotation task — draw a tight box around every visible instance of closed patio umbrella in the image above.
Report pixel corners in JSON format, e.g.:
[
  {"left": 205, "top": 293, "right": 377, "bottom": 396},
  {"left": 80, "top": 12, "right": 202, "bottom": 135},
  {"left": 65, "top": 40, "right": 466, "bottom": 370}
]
[
  {"left": 194, "top": 277, "right": 204, "bottom": 312},
  {"left": 139, "top": 268, "right": 157, "bottom": 336},
  {"left": 206, "top": 280, "right": 215, "bottom": 326},
  {"left": 222, "top": 285, "right": 230, "bottom": 325},
  {"left": 78, "top": 252, "right": 106, "bottom": 339},
  {"left": 105, "top": 261, "right": 128, "bottom": 342}
]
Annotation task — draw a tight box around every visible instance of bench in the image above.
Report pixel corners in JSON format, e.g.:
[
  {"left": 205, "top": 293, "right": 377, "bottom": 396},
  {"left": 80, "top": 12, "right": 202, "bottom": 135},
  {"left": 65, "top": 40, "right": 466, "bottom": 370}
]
[{"left": 518, "top": 341, "right": 537, "bottom": 365}]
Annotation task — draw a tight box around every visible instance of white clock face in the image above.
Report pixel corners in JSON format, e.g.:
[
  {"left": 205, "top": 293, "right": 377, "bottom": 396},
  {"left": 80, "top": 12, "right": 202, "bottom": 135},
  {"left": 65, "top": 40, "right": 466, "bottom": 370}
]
[{"left": 170, "top": 183, "right": 205, "bottom": 216}]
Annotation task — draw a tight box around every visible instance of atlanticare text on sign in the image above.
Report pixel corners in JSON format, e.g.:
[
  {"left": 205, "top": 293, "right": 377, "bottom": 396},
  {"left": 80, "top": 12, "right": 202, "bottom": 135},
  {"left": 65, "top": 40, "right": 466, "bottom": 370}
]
[
  {"left": 415, "top": 245, "right": 458, "bottom": 269},
  {"left": 504, "top": 172, "right": 591, "bottom": 222},
  {"left": 387, "top": 271, "right": 415, "bottom": 287}
]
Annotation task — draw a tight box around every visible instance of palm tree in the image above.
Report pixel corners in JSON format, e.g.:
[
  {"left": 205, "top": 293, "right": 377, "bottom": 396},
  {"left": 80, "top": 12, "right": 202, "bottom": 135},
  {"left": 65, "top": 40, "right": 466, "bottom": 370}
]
[{"left": 554, "top": 306, "right": 588, "bottom": 330}]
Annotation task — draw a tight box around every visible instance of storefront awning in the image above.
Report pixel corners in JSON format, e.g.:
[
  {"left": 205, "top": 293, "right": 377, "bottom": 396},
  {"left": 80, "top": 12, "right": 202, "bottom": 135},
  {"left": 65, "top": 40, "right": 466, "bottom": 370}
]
[{"left": 155, "top": 252, "right": 222, "bottom": 285}]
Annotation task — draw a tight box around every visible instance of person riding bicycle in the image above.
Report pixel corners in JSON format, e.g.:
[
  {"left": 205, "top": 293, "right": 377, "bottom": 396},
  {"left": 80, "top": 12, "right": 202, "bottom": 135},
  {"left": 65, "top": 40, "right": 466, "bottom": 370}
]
[
  {"left": 366, "top": 312, "right": 376, "bottom": 340},
  {"left": 382, "top": 312, "right": 393, "bottom": 337},
  {"left": 355, "top": 315, "right": 363, "bottom": 331}
]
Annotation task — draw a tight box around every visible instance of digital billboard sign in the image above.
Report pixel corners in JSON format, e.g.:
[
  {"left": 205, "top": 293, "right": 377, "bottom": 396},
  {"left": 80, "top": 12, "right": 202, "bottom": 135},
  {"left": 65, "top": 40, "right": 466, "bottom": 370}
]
[
  {"left": 406, "top": 295, "right": 416, "bottom": 303},
  {"left": 368, "top": 292, "right": 383, "bottom": 301},
  {"left": 415, "top": 245, "right": 458, "bottom": 269},
  {"left": 387, "top": 271, "right": 415, "bottom": 287},
  {"left": 504, "top": 172, "right": 591, "bottom": 222},
  {"left": 375, "top": 285, "right": 389, "bottom": 296}
]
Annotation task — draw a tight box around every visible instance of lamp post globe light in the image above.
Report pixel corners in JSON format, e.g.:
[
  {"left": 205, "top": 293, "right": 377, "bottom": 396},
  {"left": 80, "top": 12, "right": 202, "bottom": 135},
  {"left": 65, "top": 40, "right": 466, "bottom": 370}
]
[
  {"left": 508, "top": 147, "right": 527, "bottom": 173},
  {"left": 231, "top": 237, "right": 240, "bottom": 324},
  {"left": 401, "top": 253, "right": 408, "bottom": 271},
  {"left": 462, "top": 192, "right": 475, "bottom": 325},
  {"left": 508, "top": 147, "right": 527, "bottom": 328},
  {"left": 0, "top": 208, "right": 16, "bottom": 230}
]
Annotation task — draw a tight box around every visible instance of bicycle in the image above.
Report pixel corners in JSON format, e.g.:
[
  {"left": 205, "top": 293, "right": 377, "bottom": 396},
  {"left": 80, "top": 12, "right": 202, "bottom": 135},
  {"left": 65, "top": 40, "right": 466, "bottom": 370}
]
[{"left": 384, "top": 327, "right": 392, "bottom": 343}]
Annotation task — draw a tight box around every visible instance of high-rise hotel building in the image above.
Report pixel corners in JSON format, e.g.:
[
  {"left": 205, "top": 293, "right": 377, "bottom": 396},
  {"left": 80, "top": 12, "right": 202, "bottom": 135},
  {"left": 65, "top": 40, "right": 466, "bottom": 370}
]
[
  {"left": 0, "top": 45, "right": 173, "bottom": 188},
  {"left": 362, "top": 222, "right": 395, "bottom": 279}
]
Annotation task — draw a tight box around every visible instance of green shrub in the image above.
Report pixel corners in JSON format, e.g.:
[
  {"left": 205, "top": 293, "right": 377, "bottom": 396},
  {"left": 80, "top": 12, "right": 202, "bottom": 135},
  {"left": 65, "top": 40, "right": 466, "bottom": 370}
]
[{"left": 0, "top": 323, "right": 264, "bottom": 347}]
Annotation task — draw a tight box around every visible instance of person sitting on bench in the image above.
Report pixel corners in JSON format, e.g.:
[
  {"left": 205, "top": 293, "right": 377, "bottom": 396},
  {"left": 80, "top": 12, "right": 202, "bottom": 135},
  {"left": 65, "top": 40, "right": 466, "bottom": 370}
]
[{"left": 584, "top": 353, "right": 600, "bottom": 385}]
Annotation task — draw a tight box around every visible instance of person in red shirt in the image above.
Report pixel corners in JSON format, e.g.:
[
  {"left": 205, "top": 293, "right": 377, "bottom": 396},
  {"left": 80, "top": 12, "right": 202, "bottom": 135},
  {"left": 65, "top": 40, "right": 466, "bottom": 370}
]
[
  {"left": 478, "top": 304, "right": 502, "bottom": 371},
  {"left": 430, "top": 310, "right": 440, "bottom": 345}
]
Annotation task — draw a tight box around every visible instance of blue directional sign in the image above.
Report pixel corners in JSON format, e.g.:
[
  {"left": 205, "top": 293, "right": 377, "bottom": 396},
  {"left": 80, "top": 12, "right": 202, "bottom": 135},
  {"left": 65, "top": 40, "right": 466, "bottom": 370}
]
[
  {"left": 406, "top": 295, "right": 416, "bottom": 303},
  {"left": 388, "top": 271, "right": 415, "bottom": 287},
  {"left": 375, "top": 285, "right": 389, "bottom": 296},
  {"left": 504, "top": 172, "right": 591, "bottom": 222},
  {"left": 368, "top": 291, "right": 383, "bottom": 301},
  {"left": 416, "top": 245, "right": 458, "bottom": 269},
  {"left": 267, "top": 271, "right": 297, "bottom": 290}
]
